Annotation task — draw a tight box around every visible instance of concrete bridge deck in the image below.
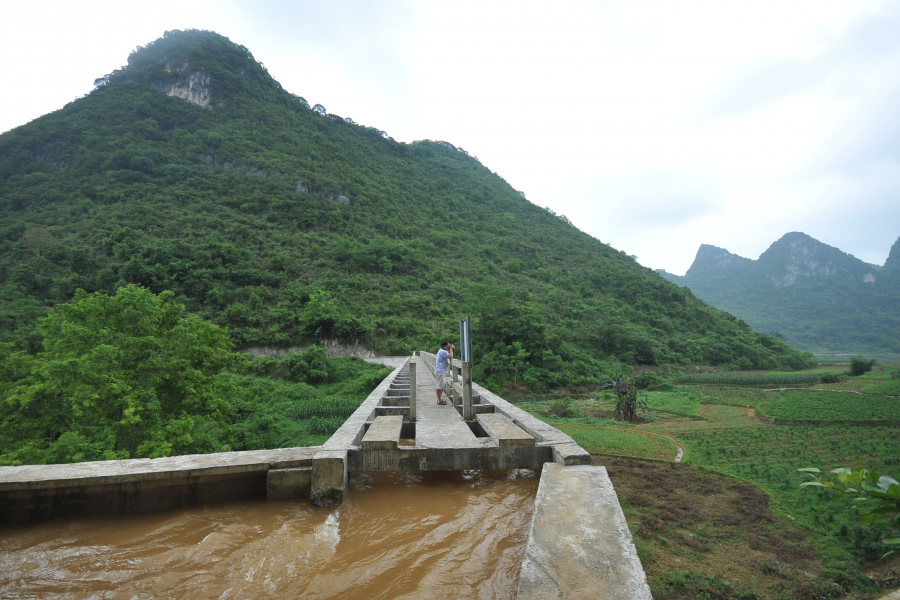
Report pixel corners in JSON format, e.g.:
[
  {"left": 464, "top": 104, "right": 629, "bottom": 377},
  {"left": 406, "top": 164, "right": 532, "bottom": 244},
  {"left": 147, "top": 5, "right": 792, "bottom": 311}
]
[{"left": 413, "top": 358, "right": 480, "bottom": 449}]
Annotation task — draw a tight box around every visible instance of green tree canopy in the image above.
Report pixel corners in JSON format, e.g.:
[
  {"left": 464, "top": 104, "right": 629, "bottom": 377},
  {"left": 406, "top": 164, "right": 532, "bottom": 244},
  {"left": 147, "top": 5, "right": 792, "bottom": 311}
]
[{"left": 0, "top": 284, "right": 240, "bottom": 465}]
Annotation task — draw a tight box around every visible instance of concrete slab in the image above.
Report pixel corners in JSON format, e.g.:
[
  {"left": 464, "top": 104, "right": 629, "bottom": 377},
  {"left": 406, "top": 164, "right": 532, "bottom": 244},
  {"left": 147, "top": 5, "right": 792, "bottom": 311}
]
[
  {"left": 413, "top": 359, "right": 479, "bottom": 449},
  {"left": 361, "top": 416, "right": 403, "bottom": 451},
  {"left": 0, "top": 447, "right": 321, "bottom": 492},
  {"left": 517, "top": 463, "right": 651, "bottom": 600},
  {"left": 552, "top": 443, "right": 592, "bottom": 466},
  {"left": 473, "top": 384, "right": 583, "bottom": 449},
  {"left": 476, "top": 413, "right": 535, "bottom": 446}
]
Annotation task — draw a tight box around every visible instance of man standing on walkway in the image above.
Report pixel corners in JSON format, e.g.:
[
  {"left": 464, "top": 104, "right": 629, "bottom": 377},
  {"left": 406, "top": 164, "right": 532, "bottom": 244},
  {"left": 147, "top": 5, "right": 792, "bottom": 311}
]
[{"left": 435, "top": 340, "right": 455, "bottom": 405}]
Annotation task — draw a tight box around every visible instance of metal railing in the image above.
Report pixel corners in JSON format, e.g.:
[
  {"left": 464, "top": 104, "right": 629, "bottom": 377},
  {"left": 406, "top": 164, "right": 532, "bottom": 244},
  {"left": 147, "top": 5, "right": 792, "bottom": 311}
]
[{"left": 418, "top": 351, "right": 474, "bottom": 420}]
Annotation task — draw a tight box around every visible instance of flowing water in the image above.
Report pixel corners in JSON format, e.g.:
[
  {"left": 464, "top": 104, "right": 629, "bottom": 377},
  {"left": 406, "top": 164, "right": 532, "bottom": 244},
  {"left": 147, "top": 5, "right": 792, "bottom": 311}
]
[{"left": 0, "top": 469, "right": 539, "bottom": 599}]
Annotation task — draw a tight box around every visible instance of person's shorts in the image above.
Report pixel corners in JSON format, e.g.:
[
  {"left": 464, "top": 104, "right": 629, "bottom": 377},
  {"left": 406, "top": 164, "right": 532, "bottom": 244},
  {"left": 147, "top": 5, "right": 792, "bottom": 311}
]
[{"left": 435, "top": 372, "right": 447, "bottom": 390}]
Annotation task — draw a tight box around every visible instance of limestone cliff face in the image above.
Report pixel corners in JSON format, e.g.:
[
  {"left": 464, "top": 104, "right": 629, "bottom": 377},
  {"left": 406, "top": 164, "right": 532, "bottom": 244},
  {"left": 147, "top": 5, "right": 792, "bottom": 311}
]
[
  {"left": 151, "top": 60, "right": 212, "bottom": 107},
  {"left": 757, "top": 232, "right": 877, "bottom": 287}
]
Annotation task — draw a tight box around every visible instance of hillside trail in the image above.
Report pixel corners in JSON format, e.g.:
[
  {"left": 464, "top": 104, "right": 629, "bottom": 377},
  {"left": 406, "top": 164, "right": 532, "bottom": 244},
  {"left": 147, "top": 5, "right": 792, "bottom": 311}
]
[{"left": 632, "top": 404, "right": 758, "bottom": 462}]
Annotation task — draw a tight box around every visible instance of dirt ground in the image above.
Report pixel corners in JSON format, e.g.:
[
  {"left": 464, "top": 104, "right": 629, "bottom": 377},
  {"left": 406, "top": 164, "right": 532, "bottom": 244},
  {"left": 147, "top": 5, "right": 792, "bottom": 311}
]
[{"left": 599, "top": 456, "right": 895, "bottom": 599}]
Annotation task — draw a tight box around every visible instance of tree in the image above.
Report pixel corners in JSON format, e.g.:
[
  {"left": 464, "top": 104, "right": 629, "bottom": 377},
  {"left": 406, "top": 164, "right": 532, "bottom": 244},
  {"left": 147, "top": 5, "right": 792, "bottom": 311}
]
[
  {"left": 849, "top": 356, "right": 876, "bottom": 377},
  {"left": 0, "top": 285, "right": 241, "bottom": 465}
]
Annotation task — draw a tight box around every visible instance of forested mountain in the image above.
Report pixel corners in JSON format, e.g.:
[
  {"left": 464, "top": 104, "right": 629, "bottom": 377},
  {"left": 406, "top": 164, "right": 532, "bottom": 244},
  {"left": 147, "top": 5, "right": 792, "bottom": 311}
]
[
  {"left": 657, "top": 232, "right": 900, "bottom": 357},
  {"left": 0, "top": 29, "right": 813, "bottom": 389}
]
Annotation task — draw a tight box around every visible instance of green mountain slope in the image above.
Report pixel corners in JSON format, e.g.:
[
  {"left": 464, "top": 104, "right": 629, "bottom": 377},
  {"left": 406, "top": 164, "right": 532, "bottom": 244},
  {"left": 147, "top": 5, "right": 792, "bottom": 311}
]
[
  {"left": 658, "top": 232, "right": 900, "bottom": 357},
  {"left": 0, "top": 30, "right": 814, "bottom": 387}
]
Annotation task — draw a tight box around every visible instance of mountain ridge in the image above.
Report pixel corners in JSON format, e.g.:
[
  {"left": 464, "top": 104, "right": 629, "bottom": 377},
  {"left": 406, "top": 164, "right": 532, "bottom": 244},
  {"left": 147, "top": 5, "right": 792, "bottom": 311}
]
[
  {"left": 658, "top": 232, "right": 900, "bottom": 356},
  {"left": 0, "top": 29, "right": 815, "bottom": 386}
]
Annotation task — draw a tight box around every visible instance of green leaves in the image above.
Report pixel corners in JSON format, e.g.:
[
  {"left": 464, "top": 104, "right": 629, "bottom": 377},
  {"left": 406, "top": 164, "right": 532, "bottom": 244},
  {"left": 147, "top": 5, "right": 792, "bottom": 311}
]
[
  {"left": 800, "top": 465, "right": 900, "bottom": 558},
  {"left": 0, "top": 285, "right": 239, "bottom": 464}
]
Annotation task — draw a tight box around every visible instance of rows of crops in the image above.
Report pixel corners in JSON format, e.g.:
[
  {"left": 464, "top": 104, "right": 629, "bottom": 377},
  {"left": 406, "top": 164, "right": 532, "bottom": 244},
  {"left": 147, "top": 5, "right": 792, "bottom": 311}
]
[
  {"left": 760, "top": 391, "right": 900, "bottom": 421},
  {"left": 675, "top": 372, "right": 841, "bottom": 386},
  {"left": 681, "top": 424, "right": 900, "bottom": 562}
]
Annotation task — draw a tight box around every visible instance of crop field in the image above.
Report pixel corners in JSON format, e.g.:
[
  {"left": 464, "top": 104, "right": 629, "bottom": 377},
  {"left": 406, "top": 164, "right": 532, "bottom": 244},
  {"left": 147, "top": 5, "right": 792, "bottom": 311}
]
[
  {"left": 680, "top": 424, "right": 900, "bottom": 563},
  {"left": 675, "top": 371, "right": 841, "bottom": 386},
  {"left": 760, "top": 390, "right": 900, "bottom": 421},
  {"left": 681, "top": 385, "right": 770, "bottom": 405},
  {"left": 863, "top": 379, "right": 900, "bottom": 395},
  {"left": 642, "top": 391, "right": 703, "bottom": 417},
  {"left": 522, "top": 370, "right": 900, "bottom": 595}
]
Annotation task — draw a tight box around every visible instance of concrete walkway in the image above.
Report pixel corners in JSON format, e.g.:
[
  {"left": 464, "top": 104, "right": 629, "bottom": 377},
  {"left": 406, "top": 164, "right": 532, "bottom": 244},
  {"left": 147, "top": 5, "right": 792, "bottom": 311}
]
[{"left": 413, "top": 359, "right": 479, "bottom": 449}]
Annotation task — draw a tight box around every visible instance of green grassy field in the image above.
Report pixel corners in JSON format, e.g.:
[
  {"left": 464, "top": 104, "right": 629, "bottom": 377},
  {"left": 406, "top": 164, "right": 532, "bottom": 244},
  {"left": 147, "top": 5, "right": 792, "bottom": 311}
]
[
  {"left": 759, "top": 390, "right": 900, "bottom": 421},
  {"left": 554, "top": 422, "right": 677, "bottom": 459}
]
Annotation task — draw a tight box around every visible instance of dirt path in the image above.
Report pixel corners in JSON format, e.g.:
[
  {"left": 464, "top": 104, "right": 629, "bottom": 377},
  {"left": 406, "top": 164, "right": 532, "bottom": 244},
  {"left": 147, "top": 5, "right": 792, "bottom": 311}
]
[
  {"left": 635, "top": 431, "right": 684, "bottom": 462},
  {"left": 632, "top": 404, "right": 758, "bottom": 462}
]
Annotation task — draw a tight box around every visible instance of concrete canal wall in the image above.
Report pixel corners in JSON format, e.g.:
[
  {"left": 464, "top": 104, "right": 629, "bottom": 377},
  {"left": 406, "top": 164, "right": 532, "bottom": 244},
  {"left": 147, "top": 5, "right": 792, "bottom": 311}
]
[{"left": 0, "top": 447, "right": 320, "bottom": 523}]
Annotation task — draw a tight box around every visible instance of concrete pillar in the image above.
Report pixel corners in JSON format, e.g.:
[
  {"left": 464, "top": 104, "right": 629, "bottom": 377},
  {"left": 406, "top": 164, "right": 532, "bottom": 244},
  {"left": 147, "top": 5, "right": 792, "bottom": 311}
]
[
  {"left": 462, "top": 361, "right": 473, "bottom": 420},
  {"left": 409, "top": 355, "right": 417, "bottom": 422},
  {"left": 310, "top": 450, "right": 348, "bottom": 507}
]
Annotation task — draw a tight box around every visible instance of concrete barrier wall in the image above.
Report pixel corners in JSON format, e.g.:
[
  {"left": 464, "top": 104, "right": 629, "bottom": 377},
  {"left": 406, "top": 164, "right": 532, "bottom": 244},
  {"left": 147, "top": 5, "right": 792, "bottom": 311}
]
[
  {"left": 0, "top": 447, "right": 320, "bottom": 523},
  {"left": 517, "top": 463, "right": 652, "bottom": 599}
]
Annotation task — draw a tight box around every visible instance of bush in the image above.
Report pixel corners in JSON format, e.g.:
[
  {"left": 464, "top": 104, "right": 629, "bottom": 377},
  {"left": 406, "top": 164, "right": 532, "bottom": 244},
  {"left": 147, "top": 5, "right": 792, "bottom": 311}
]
[
  {"left": 849, "top": 357, "right": 876, "bottom": 377},
  {"left": 821, "top": 371, "right": 846, "bottom": 384}
]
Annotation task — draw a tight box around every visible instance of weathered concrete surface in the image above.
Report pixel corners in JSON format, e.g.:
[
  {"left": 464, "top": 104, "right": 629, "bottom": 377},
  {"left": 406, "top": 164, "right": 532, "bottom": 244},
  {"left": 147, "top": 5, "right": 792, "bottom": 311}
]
[
  {"left": 474, "top": 384, "right": 591, "bottom": 466},
  {"left": 267, "top": 467, "right": 311, "bottom": 501},
  {"left": 552, "top": 444, "right": 593, "bottom": 466},
  {"left": 361, "top": 416, "right": 403, "bottom": 451},
  {"left": 517, "top": 463, "right": 652, "bottom": 600},
  {"left": 0, "top": 447, "right": 320, "bottom": 492},
  {"left": 352, "top": 445, "right": 552, "bottom": 472},
  {"left": 414, "top": 359, "right": 479, "bottom": 449},
  {"left": 310, "top": 450, "right": 348, "bottom": 508},
  {"left": 0, "top": 447, "right": 321, "bottom": 523},
  {"left": 476, "top": 413, "right": 535, "bottom": 447}
]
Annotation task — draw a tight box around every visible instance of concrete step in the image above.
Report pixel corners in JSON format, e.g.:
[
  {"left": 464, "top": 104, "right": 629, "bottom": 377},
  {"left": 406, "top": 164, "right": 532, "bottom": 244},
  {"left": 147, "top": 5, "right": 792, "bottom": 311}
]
[
  {"left": 387, "top": 388, "right": 410, "bottom": 396},
  {"left": 361, "top": 416, "right": 403, "bottom": 451},
  {"left": 375, "top": 406, "right": 410, "bottom": 418},
  {"left": 475, "top": 413, "right": 535, "bottom": 446},
  {"left": 381, "top": 396, "right": 410, "bottom": 407}
]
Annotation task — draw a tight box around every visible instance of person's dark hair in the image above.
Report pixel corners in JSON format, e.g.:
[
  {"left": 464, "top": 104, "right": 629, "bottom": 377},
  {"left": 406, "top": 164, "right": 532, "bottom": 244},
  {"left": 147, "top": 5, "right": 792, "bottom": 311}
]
[{"left": 440, "top": 340, "right": 450, "bottom": 348}]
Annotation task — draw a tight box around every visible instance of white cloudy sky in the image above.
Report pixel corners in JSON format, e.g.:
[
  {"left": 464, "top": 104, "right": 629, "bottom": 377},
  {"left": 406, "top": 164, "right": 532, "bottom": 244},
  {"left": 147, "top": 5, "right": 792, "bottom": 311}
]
[{"left": 2, "top": 0, "right": 899, "bottom": 274}]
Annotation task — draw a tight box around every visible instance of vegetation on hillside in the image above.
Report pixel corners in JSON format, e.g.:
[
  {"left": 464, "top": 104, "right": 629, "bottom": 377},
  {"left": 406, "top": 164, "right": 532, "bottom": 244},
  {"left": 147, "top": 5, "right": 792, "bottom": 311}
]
[
  {"left": 0, "top": 285, "right": 389, "bottom": 466},
  {"left": 659, "top": 233, "right": 900, "bottom": 358},
  {"left": 0, "top": 29, "right": 814, "bottom": 393}
]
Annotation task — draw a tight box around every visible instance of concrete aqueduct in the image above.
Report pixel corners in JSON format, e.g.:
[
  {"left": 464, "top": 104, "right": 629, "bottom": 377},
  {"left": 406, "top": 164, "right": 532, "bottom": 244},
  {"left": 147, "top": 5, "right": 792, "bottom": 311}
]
[{"left": 0, "top": 353, "right": 651, "bottom": 599}]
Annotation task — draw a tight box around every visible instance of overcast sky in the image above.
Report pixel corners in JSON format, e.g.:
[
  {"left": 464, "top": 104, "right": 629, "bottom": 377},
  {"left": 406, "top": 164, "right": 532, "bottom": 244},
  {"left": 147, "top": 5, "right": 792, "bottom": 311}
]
[{"left": 2, "top": 0, "right": 898, "bottom": 274}]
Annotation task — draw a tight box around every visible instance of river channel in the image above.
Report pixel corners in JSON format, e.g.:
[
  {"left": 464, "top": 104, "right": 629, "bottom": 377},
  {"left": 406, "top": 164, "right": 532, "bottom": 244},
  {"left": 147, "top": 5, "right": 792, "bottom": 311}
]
[{"left": 0, "top": 469, "right": 539, "bottom": 599}]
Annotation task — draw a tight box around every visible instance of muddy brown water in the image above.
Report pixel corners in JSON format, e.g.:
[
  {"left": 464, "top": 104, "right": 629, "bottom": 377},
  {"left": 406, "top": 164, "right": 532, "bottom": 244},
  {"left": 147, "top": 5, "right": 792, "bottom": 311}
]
[{"left": 0, "top": 469, "right": 539, "bottom": 599}]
